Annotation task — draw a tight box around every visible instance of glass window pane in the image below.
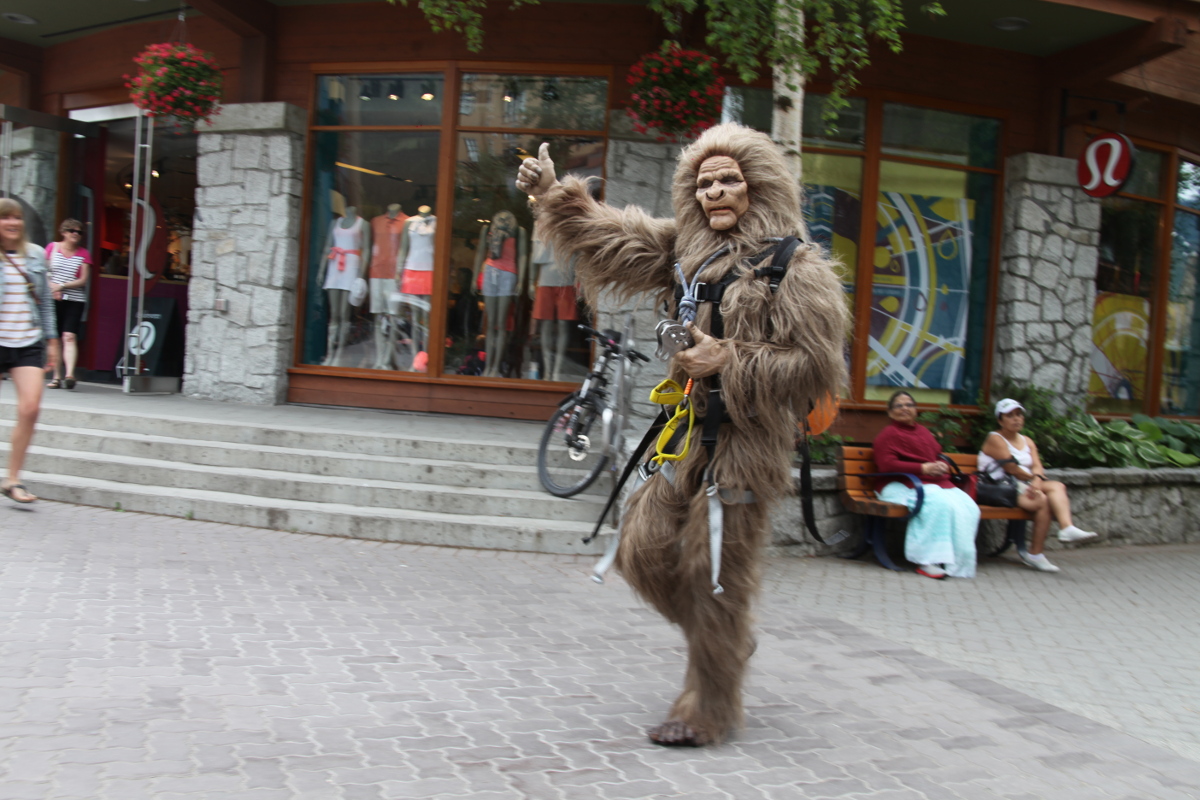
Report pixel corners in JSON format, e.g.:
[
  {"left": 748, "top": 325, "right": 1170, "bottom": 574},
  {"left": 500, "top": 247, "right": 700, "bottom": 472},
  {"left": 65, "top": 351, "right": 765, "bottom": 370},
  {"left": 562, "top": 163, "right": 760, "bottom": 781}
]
[
  {"left": 1121, "top": 148, "right": 1164, "bottom": 198},
  {"left": 315, "top": 74, "right": 444, "bottom": 126},
  {"left": 721, "top": 86, "right": 773, "bottom": 134},
  {"left": 443, "top": 134, "right": 604, "bottom": 381},
  {"left": 802, "top": 152, "right": 862, "bottom": 292},
  {"left": 1161, "top": 209, "right": 1200, "bottom": 415},
  {"left": 459, "top": 74, "right": 608, "bottom": 131},
  {"left": 301, "top": 131, "right": 441, "bottom": 372},
  {"left": 1177, "top": 160, "right": 1200, "bottom": 211},
  {"left": 802, "top": 94, "right": 867, "bottom": 151},
  {"left": 1088, "top": 196, "right": 1161, "bottom": 414},
  {"left": 865, "top": 161, "right": 995, "bottom": 404},
  {"left": 881, "top": 102, "right": 1000, "bottom": 169}
]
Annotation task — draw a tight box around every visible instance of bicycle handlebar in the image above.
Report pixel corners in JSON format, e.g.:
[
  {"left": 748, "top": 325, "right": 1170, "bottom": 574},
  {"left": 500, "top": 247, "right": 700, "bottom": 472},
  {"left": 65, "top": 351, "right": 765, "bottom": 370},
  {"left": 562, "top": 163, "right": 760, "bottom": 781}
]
[{"left": 577, "top": 324, "right": 650, "bottom": 362}]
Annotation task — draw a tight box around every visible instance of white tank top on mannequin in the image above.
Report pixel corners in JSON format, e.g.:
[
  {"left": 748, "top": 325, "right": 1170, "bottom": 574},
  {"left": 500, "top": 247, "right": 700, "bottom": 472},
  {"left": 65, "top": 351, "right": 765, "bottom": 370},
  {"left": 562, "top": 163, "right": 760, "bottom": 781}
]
[
  {"left": 977, "top": 431, "right": 1033, "bottom": 480},
  {"left": 323, "top": 216, "right": 365, "bottom": 292},
  {"left": 403, "top": 217, "right": 436, "bottom": 272}
]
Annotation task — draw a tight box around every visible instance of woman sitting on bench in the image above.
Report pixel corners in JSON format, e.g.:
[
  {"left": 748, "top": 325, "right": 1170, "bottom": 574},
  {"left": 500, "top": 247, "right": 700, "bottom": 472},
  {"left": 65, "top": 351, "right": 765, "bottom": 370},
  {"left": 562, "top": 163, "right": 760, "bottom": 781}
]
[
  {"left": 979, "top": 399, "right": 1098, "bottom": 573},
  {"left": 873, "top": 391, "right": 981, "bottom": 579}
]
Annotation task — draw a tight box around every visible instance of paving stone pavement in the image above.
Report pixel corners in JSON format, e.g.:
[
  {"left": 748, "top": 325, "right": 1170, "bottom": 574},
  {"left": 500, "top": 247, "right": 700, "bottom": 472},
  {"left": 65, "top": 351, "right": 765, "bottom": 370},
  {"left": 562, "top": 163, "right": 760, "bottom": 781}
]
[{"left": 1, "top": 501, "right": 1199, "bottom": 800}]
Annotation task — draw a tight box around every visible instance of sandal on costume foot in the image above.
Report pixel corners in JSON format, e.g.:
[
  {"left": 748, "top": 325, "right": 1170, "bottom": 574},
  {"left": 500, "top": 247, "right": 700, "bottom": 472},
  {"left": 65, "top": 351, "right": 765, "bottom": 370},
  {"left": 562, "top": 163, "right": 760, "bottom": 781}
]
[
  {"left": 64, "top": 378, "right": 76, "bottom": 390},
  {"left": 46, "top": 379, "right": 61, "bottom": 389},
  {"left": 1, "top": 483, "right": 36, "bottom": 504}
]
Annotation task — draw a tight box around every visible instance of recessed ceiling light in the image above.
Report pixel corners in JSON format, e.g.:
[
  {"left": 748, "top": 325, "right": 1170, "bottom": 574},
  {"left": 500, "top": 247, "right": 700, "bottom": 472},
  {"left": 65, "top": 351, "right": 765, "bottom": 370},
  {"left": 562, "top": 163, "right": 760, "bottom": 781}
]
[
  {"left": 2, "top": 13, "right": 39, "bottom": 25},
  {"left": 993, "top": 17, "right": 1030, "bottom": 32}
]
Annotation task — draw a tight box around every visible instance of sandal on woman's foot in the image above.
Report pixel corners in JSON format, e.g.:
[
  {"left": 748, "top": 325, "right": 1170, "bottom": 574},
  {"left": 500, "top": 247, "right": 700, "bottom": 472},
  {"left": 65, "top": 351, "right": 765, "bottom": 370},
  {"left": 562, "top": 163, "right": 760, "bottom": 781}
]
[
  {"left": 1, "top": 483, "right": 36, "bottom": 503},
  {"left": 64, "top": 378, "right": 76, "bottom": 390},
  {"left": 46, "top": 379, "right": 61, "bottom": 389}
]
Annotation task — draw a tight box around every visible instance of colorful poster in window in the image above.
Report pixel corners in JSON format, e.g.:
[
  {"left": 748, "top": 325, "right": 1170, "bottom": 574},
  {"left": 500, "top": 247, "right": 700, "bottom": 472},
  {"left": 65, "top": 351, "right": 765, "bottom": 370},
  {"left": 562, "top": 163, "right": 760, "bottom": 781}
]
[
  {"left": 804, "top": 184, "right": 861, "bottom": 290},
  {"left": 1089, "top": 292, "right": 1150, "bottom": 403},
  {"left": 867, "top": 192, "right": 975, "bottom": 389}
]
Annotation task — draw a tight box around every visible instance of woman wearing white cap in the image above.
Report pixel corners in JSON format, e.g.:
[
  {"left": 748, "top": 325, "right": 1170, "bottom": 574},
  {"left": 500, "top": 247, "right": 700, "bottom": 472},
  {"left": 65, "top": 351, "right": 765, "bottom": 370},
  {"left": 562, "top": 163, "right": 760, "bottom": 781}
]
[{"left": 979, "top": 398, "right": 1098, "bottom": 572}]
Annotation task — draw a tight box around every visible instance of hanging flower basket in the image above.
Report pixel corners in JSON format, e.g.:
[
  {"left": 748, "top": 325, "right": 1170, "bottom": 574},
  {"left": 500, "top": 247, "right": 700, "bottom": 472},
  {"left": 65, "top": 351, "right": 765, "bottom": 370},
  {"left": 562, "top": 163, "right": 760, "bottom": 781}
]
[
  {"left": 125, "top": 42, "right": 223, "bottom": 127},
  {"left": 626, "top": 44, "right": 724, "bottom": 143}
]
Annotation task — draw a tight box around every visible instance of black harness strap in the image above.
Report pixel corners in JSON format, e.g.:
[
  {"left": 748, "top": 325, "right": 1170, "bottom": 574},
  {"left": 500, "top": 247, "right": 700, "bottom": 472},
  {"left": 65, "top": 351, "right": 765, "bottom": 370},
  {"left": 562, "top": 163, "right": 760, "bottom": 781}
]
[{"left": 583, "top": 408, "right": 669, "bottom": 545}]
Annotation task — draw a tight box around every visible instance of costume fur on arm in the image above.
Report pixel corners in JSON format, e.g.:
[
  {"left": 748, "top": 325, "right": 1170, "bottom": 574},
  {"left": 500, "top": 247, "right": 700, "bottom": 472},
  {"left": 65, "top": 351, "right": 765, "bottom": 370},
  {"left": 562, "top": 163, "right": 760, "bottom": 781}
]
[
  {"left": 534, "top": 176, "right": 677, "bottom": 305},
  {"left": 718, "top": 244, "right": 849, "bottom": 432}
]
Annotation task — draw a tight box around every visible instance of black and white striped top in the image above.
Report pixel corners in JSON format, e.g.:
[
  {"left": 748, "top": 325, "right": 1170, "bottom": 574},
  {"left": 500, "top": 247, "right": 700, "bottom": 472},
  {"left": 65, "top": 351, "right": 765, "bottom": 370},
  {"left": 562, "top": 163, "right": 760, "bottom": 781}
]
[{"left": 46, "top": 244, "right": 91, "bottom": 303}]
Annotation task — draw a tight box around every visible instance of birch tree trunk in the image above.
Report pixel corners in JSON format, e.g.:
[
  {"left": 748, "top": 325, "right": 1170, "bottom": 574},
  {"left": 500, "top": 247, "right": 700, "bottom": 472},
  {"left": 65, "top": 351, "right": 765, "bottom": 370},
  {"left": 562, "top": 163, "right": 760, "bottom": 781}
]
[{"left": 771, "top": 3, "right": 804, "bottom": 183}]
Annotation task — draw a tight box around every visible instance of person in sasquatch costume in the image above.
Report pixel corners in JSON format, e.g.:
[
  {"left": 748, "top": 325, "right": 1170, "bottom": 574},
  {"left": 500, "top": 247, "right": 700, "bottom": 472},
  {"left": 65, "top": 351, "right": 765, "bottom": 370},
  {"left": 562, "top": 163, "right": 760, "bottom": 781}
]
[{"left": 517, "top": 124, "right": 848, "bottom": 747}]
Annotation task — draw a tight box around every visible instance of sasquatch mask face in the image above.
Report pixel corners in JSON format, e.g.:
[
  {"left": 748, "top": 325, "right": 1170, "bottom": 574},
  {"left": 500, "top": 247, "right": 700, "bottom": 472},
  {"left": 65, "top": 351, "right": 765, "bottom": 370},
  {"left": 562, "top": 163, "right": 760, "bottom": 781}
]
[
  {"left": 671, "top": 124, "right": 808, "bottom": 271},
  {"left": 694, "top": 156, "right": 749, "bottom": 231}
]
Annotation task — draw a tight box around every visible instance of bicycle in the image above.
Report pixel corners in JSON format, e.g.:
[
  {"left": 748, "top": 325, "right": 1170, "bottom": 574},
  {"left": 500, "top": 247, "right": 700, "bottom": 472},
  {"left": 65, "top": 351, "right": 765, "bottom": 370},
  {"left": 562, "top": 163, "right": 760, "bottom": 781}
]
[{"left": 537, "top": 316, "right": 650, "bottom": 497}]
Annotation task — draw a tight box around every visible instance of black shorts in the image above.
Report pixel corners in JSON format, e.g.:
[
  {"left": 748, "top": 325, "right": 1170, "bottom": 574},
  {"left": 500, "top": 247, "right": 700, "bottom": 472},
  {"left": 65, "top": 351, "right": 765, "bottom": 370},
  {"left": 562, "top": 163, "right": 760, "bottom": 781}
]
[
  {"left": 55, "top": 299, "right": 85, "bottom": 335},
  {"left": 0, "top": 342, "right": 45, "bottom": 373}
]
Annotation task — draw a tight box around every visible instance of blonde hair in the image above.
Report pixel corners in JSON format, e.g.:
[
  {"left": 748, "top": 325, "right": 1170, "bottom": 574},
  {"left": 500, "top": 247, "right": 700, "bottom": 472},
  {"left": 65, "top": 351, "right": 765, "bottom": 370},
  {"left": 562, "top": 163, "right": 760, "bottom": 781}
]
[{"left": 0, "top": 198, "right": 27, "bottom": 253}]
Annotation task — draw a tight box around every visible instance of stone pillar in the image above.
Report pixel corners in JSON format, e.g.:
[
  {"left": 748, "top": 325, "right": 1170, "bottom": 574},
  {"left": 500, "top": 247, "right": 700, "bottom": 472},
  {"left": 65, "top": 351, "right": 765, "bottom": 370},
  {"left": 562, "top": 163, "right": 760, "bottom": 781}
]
[
  {"left": 994, "top": 153, "right": 1101, "bottom": 410},
  {"left": 599, "top": 131, "right": 682, "bottom": 416},
  {"left": 9, "top": 126, "right": 58, "bottom": 246},
  {"left": 185, "top": 102, "right": 306, "bottom": 405}
]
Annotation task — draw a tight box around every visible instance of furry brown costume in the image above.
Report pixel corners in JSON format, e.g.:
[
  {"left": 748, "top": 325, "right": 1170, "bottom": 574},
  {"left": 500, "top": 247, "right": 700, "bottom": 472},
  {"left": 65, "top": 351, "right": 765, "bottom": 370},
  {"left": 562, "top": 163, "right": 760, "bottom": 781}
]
[{"left": 522, "top": 124, "right": 847, "bottom": 745}]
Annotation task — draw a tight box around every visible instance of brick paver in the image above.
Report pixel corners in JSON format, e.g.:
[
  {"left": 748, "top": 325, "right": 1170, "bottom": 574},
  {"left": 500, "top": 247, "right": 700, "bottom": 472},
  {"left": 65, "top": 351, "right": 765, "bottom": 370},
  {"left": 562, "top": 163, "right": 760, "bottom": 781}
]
[{"left": 1, "top": 501, "right": 1198, "bottom": 799}]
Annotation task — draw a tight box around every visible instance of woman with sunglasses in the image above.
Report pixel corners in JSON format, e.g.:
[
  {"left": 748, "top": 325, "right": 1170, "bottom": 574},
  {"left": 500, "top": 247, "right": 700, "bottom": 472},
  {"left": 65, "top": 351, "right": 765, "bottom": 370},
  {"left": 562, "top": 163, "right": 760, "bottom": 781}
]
[
  {"left": 45, "top": 219, "right": 91, "bottom": 390},
  {"left": 0, "top": 198, "right": 60, "bottom": 503}
]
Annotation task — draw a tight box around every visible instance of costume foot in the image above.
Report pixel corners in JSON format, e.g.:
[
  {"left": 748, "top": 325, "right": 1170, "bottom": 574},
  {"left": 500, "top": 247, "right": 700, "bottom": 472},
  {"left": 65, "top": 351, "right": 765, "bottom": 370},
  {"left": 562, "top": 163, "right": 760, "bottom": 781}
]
[{"left": 648, "top": 720, "right": 713, "bottom": 747}]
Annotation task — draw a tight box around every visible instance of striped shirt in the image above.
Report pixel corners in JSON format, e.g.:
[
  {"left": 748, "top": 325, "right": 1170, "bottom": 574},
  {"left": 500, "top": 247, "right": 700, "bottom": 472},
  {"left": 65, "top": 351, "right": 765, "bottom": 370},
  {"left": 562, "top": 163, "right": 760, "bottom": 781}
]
[
  {"left": 0, "top": 252, "right": 40, "bottom": 348},
  {"left": 46, "top": 244, "right": 90, "bottom": 303}
]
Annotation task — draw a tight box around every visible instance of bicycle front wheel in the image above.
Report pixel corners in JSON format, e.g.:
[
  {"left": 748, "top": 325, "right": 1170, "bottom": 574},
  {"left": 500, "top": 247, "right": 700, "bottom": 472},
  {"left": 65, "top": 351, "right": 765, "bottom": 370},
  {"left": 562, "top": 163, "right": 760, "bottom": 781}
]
[{"left": 537, "top": 399, "right": 610, "bottom": 497}]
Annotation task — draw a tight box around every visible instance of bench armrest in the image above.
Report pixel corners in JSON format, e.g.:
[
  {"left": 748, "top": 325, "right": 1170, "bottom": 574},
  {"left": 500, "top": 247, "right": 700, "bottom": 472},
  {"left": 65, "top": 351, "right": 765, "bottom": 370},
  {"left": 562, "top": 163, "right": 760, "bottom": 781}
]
[{"left": 860, "top": 472, "right": 925, "bottom": 520}]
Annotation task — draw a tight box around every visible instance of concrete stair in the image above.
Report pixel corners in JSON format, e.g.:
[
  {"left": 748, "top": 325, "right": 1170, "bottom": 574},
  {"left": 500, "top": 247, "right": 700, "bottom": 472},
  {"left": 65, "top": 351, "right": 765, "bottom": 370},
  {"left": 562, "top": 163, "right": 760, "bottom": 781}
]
[{"left": 0, "top": 384, "right": 609, "bottom": 554}]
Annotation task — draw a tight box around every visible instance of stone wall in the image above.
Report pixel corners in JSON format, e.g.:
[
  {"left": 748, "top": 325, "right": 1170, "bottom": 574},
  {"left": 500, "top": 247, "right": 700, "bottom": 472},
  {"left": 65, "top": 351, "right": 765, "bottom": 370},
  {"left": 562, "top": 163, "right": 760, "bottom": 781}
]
[
  {"left": 185, "top": 103, "right": 306, "bottom": 405},
  {"left": 994, "top": 153, "right": 1101, "bottom": 410},
  {"left": 780, "top": 466, "right": 1200, "bottom": 557},
  {"left": 8, "top": 126, "right": 58, "bottom": 246}
]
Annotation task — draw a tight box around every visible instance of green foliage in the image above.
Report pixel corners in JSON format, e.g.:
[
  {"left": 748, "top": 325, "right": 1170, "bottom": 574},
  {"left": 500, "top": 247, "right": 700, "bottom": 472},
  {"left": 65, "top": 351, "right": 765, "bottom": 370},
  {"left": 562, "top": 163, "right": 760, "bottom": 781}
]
[
  {"left": 390, "top": 0, "right": 944, "bottom": 126},
  {"left": 916, "top": 405, "right": 970, "bottom": 454},
  {"left": 806, "top": 431, "right": 849, "bottom": 465},
  {"left": 388, "top": 0, "right": 538, "bottom": 51}
]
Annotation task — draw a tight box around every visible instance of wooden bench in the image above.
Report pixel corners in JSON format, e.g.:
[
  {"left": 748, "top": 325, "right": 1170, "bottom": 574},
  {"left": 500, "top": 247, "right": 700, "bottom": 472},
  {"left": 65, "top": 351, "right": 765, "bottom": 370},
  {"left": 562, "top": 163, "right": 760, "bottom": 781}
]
[{"left": 836, "top": 446, "right": 1033, "bottom": 572}]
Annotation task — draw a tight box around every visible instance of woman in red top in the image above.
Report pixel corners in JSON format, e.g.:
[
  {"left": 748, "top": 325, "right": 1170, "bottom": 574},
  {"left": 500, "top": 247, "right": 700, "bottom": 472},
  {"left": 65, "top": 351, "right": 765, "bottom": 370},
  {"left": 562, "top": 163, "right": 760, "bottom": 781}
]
[{"left": 873, "top": 391, "right": 980, "bottom": 579}]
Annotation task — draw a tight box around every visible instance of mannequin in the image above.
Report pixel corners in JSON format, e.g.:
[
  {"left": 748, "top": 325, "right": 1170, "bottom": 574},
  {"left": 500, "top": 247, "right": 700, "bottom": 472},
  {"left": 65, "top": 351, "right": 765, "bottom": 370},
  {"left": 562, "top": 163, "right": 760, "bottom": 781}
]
[
  {"left": 317, "top": 206, "right": 371, "bottom": 367},
  {"left": 368, "top": 203, "right": 408, "bottom": 369},
  {"left": 395, "top": 205, "right": 436, "bottom": 371},
  {"left": 529, "top": 222, "right": 577, "bottom": 382},
  {"left": 471, "top": 210, "right": 527, "bottom": 378}
]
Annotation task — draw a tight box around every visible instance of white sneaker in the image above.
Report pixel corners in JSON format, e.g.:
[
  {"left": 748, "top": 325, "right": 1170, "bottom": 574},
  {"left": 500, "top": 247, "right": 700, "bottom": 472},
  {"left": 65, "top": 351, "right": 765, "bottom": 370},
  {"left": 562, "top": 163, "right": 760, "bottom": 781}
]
[
  {"left": 1058, "top": 525, "right": 1099, "bottom": 543},
  {"left": 1018, "top": 550, "right": 1061, "bottom": 573}
]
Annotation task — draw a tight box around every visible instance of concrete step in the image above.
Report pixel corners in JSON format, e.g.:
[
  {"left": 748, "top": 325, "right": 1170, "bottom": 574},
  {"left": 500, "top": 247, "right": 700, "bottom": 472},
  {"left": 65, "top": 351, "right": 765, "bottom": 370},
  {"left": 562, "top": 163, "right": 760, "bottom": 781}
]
[
  {"left": 17, "top": 470, "right": 606, "bottom": 555},
  {"left": 20, "top": 405, "right": 544, "bottom": 468},
  {"left": 4, "top": 443, "right": 608, "bottom": 524},
  {"left": 3, "top": 422, "right": 566, "bottom": 493}
]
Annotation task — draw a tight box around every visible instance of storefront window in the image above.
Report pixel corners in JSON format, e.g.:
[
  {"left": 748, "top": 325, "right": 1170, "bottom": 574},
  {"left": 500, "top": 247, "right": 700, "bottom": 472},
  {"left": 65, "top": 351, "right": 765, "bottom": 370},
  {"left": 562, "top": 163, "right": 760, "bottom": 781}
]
[
  {"left": 801, "top": 152, "right": 862, "bottom": 293},
  {"left": 864, "top": 160, "right": 995, "bottom": 405},
  {"left": 881, "top": 102, "right": 1000, "bottom": 169},
  {"left": 315, "top": 74, "right": 444, "bottom": 127},
  {"left": 1089, "top": 196, "right": 1160, "bottom": 414},
  {"left": 802, "top": 95, "right": 867, "bottom": 151},
  {"left": 1121, "top": 148, "right": 1164, "bottom": 199},
  {"left": 459, "top": 74, "right": 607, "bottom": 131},
  {"left": 301, "top": 129, "right": 442, "bottom": 370},
  {"left": 443, "top": 134, "right": 604, "bottom": 380},
  {"left": 1162, "top": 206, "right": 1200, "bottom": 414}
]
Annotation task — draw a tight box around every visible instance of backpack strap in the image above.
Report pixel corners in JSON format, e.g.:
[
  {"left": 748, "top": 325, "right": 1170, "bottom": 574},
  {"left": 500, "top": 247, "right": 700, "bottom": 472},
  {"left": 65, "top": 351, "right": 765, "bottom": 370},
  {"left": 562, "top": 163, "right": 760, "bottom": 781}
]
[{"left": 748, "top": 235, "right": 801, "bottom": 293}]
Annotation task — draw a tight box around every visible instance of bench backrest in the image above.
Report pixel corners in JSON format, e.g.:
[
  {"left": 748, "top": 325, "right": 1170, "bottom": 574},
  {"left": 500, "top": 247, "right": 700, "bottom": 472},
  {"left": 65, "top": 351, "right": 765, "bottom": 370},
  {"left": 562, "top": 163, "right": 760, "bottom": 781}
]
[{"left": 837, "top": 446, "right": 981, "bottom": 501}]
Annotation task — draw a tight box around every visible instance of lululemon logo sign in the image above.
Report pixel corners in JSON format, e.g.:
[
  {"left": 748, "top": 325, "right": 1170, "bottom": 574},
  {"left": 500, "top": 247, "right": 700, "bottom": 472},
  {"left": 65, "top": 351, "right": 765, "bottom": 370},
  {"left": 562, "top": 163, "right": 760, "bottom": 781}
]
[
  {"left": 1078, "top": 133, "right": 1135, "bottom": 198},
  {"left": 128, "top": 321, "right": 156, "bottom": 356}
]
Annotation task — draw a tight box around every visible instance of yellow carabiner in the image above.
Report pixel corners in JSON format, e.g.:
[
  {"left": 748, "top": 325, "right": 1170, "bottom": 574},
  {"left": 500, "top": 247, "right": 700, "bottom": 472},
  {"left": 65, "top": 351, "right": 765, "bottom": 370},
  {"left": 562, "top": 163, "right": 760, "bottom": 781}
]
[{"left": 649, "top": 379, "right": 695, "bottom": 465}]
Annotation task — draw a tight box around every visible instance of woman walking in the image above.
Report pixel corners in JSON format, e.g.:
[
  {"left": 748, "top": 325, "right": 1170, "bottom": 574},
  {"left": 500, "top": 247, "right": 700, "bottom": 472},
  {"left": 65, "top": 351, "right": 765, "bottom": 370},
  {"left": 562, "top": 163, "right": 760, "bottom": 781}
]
[
  {"left": 0, "top": 198, "right": 60, "bottom": 503},
  {"left": 44, "top": 219, "right": 91, "bottom": 390}
]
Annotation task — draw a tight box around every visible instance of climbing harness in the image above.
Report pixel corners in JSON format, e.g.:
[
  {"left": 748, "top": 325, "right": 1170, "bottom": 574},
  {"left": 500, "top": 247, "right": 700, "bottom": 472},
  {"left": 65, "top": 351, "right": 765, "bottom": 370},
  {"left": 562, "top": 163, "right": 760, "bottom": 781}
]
[{"left": 588, "top": 235, "right": 832, "bottom": 590}]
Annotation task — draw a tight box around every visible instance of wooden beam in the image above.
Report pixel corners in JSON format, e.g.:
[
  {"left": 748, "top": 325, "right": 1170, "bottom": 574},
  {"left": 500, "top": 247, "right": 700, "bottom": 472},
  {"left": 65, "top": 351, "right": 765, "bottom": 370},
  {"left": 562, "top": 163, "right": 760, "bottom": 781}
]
[
  {"left": 1045, "top": 15, "right": 1188, "bottom": 90},
  {"left": 0, "top": 35, "right": 41, "bottom": 77},
  {"left": 186, "top": 0, "right": 276, "bottom": 38},
  {"left": 239, "top": 35, "right": 273, "bottom": 103}
]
